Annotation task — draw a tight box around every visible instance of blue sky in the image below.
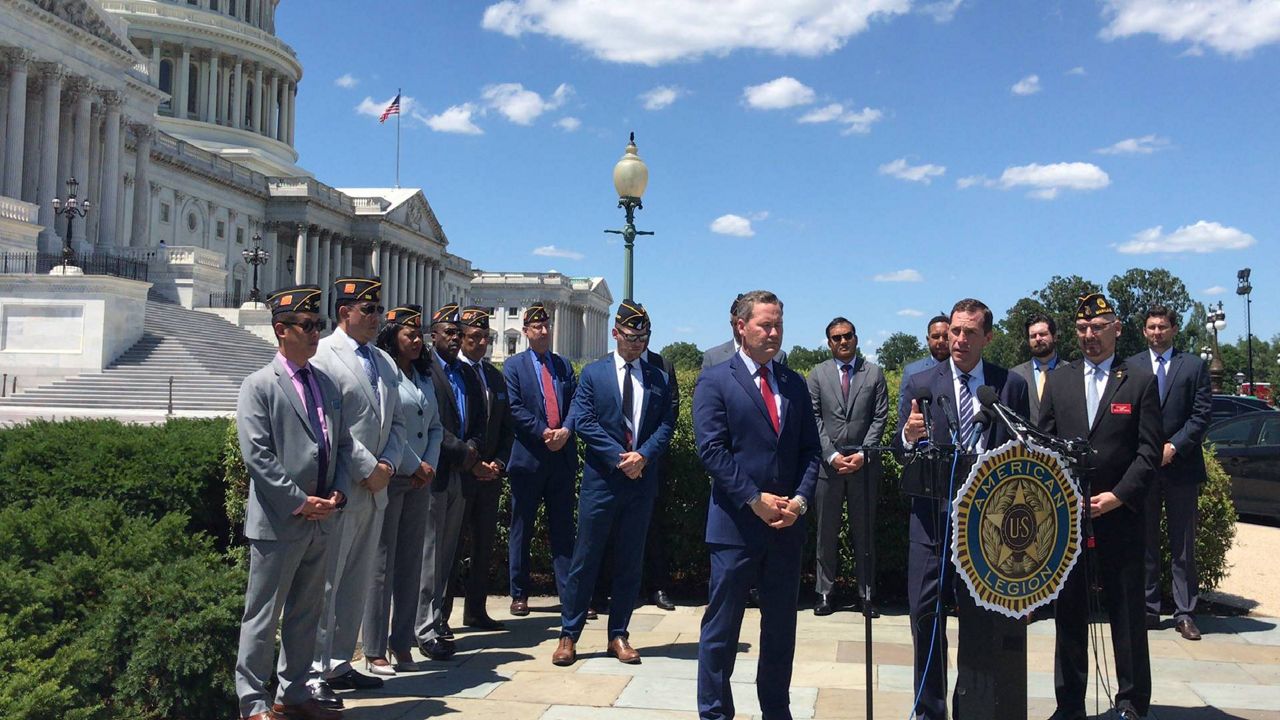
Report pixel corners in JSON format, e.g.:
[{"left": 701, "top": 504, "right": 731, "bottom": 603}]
[{"left": 279, "top": 1, "right": 1279, "bottom": 356}]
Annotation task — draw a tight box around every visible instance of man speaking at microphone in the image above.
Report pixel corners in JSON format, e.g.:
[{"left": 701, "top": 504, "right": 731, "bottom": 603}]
[{"left": 895, "top": 297, "right": 1030, "bottom": 720}]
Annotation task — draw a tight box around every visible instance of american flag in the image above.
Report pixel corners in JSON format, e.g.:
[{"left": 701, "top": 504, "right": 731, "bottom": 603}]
[{"left": 379, "top": 93, "right": 401, "bottom": 123}]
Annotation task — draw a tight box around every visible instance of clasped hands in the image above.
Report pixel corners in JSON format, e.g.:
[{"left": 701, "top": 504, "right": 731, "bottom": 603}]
[
  {"left": 617, "top": 451, "right": 646, "bottom": 480},
  {"left": 411, "top": 461, "right": 436, "bottom": 489},
  {"left": 542, "top": 427, "right": 570, "bottom": 452},
  {"left": 751, "top": 492, "right": 803, "bottom": 529},
  {"left": 300, "top": 490, "right": 345, "bottom": 520},
  {"left": 831, "top": 451, "right": 865, "bottom": 474},
  {"left": 361, "top": 460, "right": 394, "bottom": 493}
]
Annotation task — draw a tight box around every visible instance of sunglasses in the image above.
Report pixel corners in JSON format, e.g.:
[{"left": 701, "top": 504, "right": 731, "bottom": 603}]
[
  {"left": 282, "top": 318, "right": 327, "bottom": 333},
  {"left": 828, "top": 331, "right": 855, "bottom": 343},
  {"left": 356, "top": 303, "right": 385, "bottom": 316},
  {"left": 1075, "top": 321, "right": 1115, "bottom": 336},
  {"left": 617, "top": 331, "right": 651, "bottom": 343}
]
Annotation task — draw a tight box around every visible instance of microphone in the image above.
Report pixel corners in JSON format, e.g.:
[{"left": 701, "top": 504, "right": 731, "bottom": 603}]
[
  {"left": 966, "top": 407, "right": 993, "bottom": 453},
  {"left": 912, "top": 387, "right": 934, "bottom": 446},
  {"left": 937, "top": 393, "right": 961, "bottom": 442},
  {"left": 976, "top": 384, "right": 1000, "bottom": 410}
]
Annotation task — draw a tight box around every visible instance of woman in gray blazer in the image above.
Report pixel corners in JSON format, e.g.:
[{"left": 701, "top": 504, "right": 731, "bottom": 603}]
[{"left": 363, "top": 305, "right": 443, "bottom": 674}]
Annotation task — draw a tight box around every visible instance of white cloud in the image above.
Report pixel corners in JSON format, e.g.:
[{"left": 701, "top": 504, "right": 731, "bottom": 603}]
[
  {"left": 356, "top": 94, "right": 420, "bottom": 119},
  {"left": 640, "top": 85, "right": 684, "bottom": 110},
  {"left": 919, "top": 0, "right": 963, "bottom": 23},
  {"left": 1011, "top": 74, "right": 1042, "bottom": 95},
  {"left": 1116, "top": 221, "right": 1257, "bottom": 254},
  {"left": 1066, "top": 66, "right": 1087, "bottom": 75},
  {"left": 879, "top": 158, "right": 946, "bottom": 184},
  {"left": 532, "top": 245, "right": 585, "bottom": 260},
  {"left": 1204, "top": 285, "right": 1227, "bottom": 295},
  {"left": 874, "top": 268, "right": 924, "bottom": 282},
  {"left": 797, "top": 103, "right": 844, "bottom": 123},
  {"left": 335, "top": 73, "right": 359, "bottom": 89},
  {"left": 482, "top": 82, "right": 572, "bottom": 125},
  {"left": 1100, "top": 0, "right": 1280, "bottom": 57},
  {"left": 956, "top": 175, "right": 986, "bottom": 189},
  {"left": 710, "top": 214, "right": 756, "bottom": 237},
  {"left": 482, "top": 0, "right": 913, "bottom": 66},
  {"left": 797, "top": 102, "right": 884, "bottom": 134},
  {"left": 995, "top": 162, "right": 1111, "bottom": 199},
  {"left": 555, "top": 116, "right": 581, "bottom": 132},
  {"left": 744, "top": 77, "right": 816, "bottom": 110},
  {"left": 897, "top": 308, "right": 925, "bottom": 317},
  {"left": 1095, "top": 134, "right": 1170, "bottom": 155},
  {"left": 423, "top": 103, "right": 484, "bottom": 135}
]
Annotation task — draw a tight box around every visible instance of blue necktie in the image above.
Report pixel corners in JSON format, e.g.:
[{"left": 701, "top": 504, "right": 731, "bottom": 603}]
[
  {"left": 957, "top": 373, "right": 975, "bottom": 447},
  {"left": 1156, "top": 355, "right": 1168, "bottom": 402},
  {"left": 1086, "top": 365, "right": 1101, "bottom": 427},
  {"left": 448, "top": 361, "right": 467, "bottom": 430},
  {"left": 296, "top": 366, "right": 329, "bottom": 496},
  {"left": 356, "top": 344, "right": 381, "bottom": 404}
]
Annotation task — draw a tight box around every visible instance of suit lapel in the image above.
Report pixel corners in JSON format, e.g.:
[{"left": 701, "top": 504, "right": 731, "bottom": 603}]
[
  {"left": 731, "top": 355, "right": 774, "bottom": 431},
  {"left": 333, "top": 339, "right": 380, "bottom": 414},
  {"left": 1162, "top": 350, "right": 1185, "bottom": 407},
  {"left": 843, "top": 358, "right": 869, "bottom": 417},
  {"left": 274, "top": 363, "right": 315, "bottom": 441},
  {"left": 776, "top": 366, "right": 792, "bottom": 433},
  {"left": 1090, "top": 359, "right": 1128, "bottom": 436}
]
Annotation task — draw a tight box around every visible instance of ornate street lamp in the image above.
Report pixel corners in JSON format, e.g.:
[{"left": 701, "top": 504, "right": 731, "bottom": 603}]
[
  {"left": 50, "top": 177, "right": 90, "bottom": 275},
  {"left": 1205, "top": 301, "right": 1226, "bottom": 393},
  {"left": 1237, "top": 268, "right": 1254, "bottom": 393},
  {"left": 241, "top": 233, "right": 270, "bottom": 305},
  {"left": 604, "top": 132, "right": 653, "bottom": 299},
  {"left": 286, "top": 254, "right": 296, "bottom": 275}
]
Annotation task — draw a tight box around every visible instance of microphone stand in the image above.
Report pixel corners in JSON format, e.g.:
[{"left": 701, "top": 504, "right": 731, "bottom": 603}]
[{"left": 847, "top": 443, "right": 896, "bottom": 720}]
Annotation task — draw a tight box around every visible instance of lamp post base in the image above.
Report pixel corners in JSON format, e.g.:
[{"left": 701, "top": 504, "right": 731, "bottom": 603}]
[
  {"left": 48, "top": 265, "right": 84, "bottom": 276},
  {"left": 239, "top": 301, "right": 268, "bottom": 311}
]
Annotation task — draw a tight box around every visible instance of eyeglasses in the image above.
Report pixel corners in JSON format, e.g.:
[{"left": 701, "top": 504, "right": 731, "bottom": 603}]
[
  {"left": 281, "top": 318, "right": 327, "bottom": 333},
  {"left": 1075, "top": 321, "right": 1115, "bottom": 336},
  {"left": 436, "top": 327, "right": 461, "bottom": 338},
  {"left": 828, "top": 331, "right": 855, "bottom": 343},
  {"left": 356, "top": 303, "right": 385, "bottom": 316},
  {"left": 617, "top": 331, "right": 651, "bottom": 343}
]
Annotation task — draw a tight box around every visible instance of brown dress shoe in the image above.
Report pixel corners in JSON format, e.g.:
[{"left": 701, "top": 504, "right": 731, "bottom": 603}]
[
  {"left": 244, "top": 712, "right": 280, "bottom": 720},
  {"left": 510, "top": 597, "right": 530, "bottom": 616},
  {"left": 608, "top": 636, "right": 641, "bottom": 664},
  {"left": 551, "top": 636, "right": 577, "bottom": 666},
  {"left": 272, "top": 699, "right": 341, "bottom": 720},
  {"left": 1176, "top": 617, "right": 1202, "bottom": 641}
]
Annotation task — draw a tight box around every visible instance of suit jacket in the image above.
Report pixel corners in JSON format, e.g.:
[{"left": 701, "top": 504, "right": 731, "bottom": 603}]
[
  {"left": 898, "top": 354, "right": 941, "bottom": 408},
  {"left": 1038, "top": 356, "right": 1162, "bottom": 508},
  {"left": 895, "top": 359, "right": 1031, "bottom": 454},
  {"left": 504, "top": 348, "right": 579, "bottom": 477},
  {"left": 311, "top": 327, "right": 405, "bottom": 510},
  {"left": 807, "top": 357, "right": 888, "bottom": 476},
  {"left": 702, "top": 339, "right": 788, "bottom": 369},
  {"left": 425, "top": 351, "right": 487, "bottom": 491},
  {"left": 393, "top": 365, "right": 444, "bottom": 474},
  {"left": 237, "top": 358, "right": 352, "bottom": 541},
  {"left": 1124, "top": 349, "right": 1212, "bottom": 484},
  {"left": 693, "top": 353, "right": 821, "bottom": 547},
  {"left": 1011, "top": 356, "right": 1060, "bottom": 422},
  {"left": 571, "top": 354, "right": 677, "bottom": 487}
]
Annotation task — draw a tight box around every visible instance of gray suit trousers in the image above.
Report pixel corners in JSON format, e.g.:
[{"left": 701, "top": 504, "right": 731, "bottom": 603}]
[
  {"left": 814, "top": 467, "right": 877, "bottom": 596},
  {"left": 416, "top": 471, "right": 468, "bottom": 643},
  {"left": 313, "top": 486, "right": 385, "bottom": 677},
  {"left": 1144, "top": 473, "right": 1199, "bottom": 619},
  {"left": 363, "top": 476, "right": 432, "bottom": 659},
  {"left": 235, "top": 526, "right": 329, "bottom": 717}
]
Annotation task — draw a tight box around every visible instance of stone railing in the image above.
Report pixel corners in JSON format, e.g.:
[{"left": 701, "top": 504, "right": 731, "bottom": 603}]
[
  {"left": 266, "top": 177, "right": 355, "bottom": 212},
  {"left": 0, "top": 196, "right": 39, "bottom": 224},
  {"left": 152, "top": 132, "right": 268, "bottom": 190},
  {"left": 110, "top": 245, "right": 227, "bottom": 270},
  {"left": 352, "top": 196, "right": 390, "bottom": 214}
]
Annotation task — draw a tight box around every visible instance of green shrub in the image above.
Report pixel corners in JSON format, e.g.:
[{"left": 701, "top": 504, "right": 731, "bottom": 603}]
[
  {"left": 0, "top": 498, "right": 243, "bottom": 720},
  {"left": 1151, "top": 447, "right": 1236, "bottom": 599}
]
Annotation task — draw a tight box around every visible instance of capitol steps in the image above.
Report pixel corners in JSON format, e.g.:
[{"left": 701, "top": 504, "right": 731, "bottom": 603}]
[{"left": 0, "top": 301, "right": 277, "bottom": 414}]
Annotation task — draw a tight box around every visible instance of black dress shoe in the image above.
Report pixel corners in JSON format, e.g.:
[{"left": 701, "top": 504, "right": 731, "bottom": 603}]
[
  {"left": 585, "top": 607, "right": 599, "bottom": 620},
  {"left": 813, "top": 593, "right": 835, "bottom": 616},
  {"left": 1116, "top": 706, "right": 1142, "bottom": 720},
  {"left": 308, "top": 680, "right": 344, "bottom": 709},
  {"left": 861, "top": 601, "right": 881, "bottom": 619},
  {"left": 464, "top": 614, "right": 506, "bottom": 630},
  {"left": 324, "top": 668, "right": 384, "bottom": 690},
  {"left": 438, "top": 621, "right": 455, "bottom": 640},
  {"left": 1145, "top": 613, "right": 1160, "bottom": 630},
  {"left": 419, "top": 637, "right": 456, "bottom": 661},
  {"left": 746, "top": 588, "right": 760, "bottom": 608},
  {"left": 652, "top": 589, "right": 675, "bottom": 611}
]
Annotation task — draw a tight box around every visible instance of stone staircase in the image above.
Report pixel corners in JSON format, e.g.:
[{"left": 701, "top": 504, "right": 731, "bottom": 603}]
[{"left": 0, "top": 301, "right": 277, "bottom": 414}]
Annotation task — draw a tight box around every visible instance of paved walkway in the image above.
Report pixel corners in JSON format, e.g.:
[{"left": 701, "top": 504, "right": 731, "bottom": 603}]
[{"left": 340, "top": 597, "right": 1280, "bottom": 720}]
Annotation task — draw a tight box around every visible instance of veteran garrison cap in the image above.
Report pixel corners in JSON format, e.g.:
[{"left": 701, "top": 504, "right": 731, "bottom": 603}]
[
  {"left": 523, "top": 302, "right": 551, "bottom": 326},
  {"left": 385, "top": 304, "right": 423, "bottom": 328},
  {"left": 1076, "top": 292, "right": 1117, "bottom": 320},
  {"left": 431, "top": 302, "right": 461, "bottom": 326},
  {"left": 461, "top": 305, "right": 492, "bottom": 329},
  {"left": 267, "top": 284, "right": 322, "bottom": 316},
  {"left": 333, "top": 277, "right": 381, "bottom": 306},
  {"left": 614, "top": 299, "right": 651, "bottom": 333}
]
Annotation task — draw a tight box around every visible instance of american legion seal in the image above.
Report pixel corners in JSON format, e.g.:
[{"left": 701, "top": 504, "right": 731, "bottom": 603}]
[{"left": 950, "top": 441, "right": 1082, "bottom": 619}]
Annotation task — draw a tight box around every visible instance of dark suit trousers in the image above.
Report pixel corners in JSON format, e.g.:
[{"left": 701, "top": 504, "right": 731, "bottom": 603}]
[
  {"left": 1054, "top": 508, "right": 1151, "bottom": 716},
  {"left": 1144, "top": 472, "right": 1199, "bottom": 619},
  {"left": 560, "top": 475, "right": 656, "bottom": 640},
  {"left": 445, "top": 478, "right": 502, "bottom": 622},
  {"left": 907, "top": 497, "right": 955, "bottom": 720},
  {"left": 814, "top": 465, "right": 877, "bottom": 596},
  {"left": 697, "top": 532, "right": 803, "bottom": 720},
  {"left": 507, "top": 469, "right": 576, "bottom": 599}
]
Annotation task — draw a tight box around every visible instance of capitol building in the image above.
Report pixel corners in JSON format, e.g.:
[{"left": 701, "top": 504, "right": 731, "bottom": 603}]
[{"left": 0, "top": 0, "right": 611, "bottom": 412}]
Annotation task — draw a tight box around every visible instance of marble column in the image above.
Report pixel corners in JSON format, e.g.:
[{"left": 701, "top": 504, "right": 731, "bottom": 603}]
[
  {"left": 177, "top": 45, "right": 191, "bottom": 120},
  {"left": 293, "top": 223, "right": 306, "bottom": 284},
  {"left": 85, "top": 103, "right": 101, "bottom": 246},
  {"left": 317, "top": 231, "right": 330, "bottom": 312},
  {"left": 231, "top": 59, "right": 243, "bottom": 129},
  {"left": 398, "top": 252, "right": 410, "bottom": 307},
  {"left": 128, "top": 123, "right": 153, "bottom": 247},
  {"left": 416, "top": 259, "right": 426, "bottom": 307},
  {"left": 56, "top": 101, "right": 71, "bottom": 197},
  {"left": 3, "top": 51, "right": 29, "bottom": 198},
  {"left": 268, "top": 73, "right": 279, "bottom": 140},
  {"left": 251, "top": 64, "right": 262, "bottom": 133},
  {"left": 341, "top": 238, "right": 353, "bottom": 275},
  {"left": 206, "top": 51, "right": 219, "bottom": 124},
  {"left": 21, "top": 89, "right": 38, "bottom": 202},
  {"left": 219, "top": 59, "right": 231, "bottom": 126},
  {"left": 149, "top": 41, "right": 160, "bottom": 86},
  {"left": 99, "top": 94, "right": 122, "bottom": 246},
  {"left": 36, "top": 66, "right": 64, "bottom": 252},
  {"left": 329, "top": 234, "right": 342, "bottom": 300},
  {"left": 369, "top": 240, "right": 380, "bottom": 275},
  {"left": 305, "top": 225, "right": 319, "bottom": 286},
  {"left": 70, "top": 85, "right": 92, "bottom": 246},
  {"left": 376, "top": 242, "right": 388, "bottom": 281}
]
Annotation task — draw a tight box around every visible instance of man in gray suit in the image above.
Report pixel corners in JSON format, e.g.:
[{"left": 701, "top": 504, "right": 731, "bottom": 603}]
[
  {"left": 897, "top": 314, "right": 950, "bottom": 409},
  {"left": 807, "top": 317, "right": 888, "bottom": 617},
  {"left": 235, "top": 285, "right": 348, "bottom": 720},
  {"left": 308, "top": 277, "right": 405, "bottom": 706},
  {"left": 702, "top": 293, "right": 788, "bottom": 368},
  {"left": 1011, "top": 313, "right": 1061, "bottom": 422}
]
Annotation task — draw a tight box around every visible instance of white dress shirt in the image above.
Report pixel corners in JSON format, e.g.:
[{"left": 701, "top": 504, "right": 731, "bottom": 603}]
[
  {"left": 1084, "top": 355, "right": 1115, "bottom": 424},
  {"left": 737, "top": 348, "right": 783, "bottom": 420},
  {"left": 1148, "top": 347, "right": 1173, "bottom": 373},
  {"left": 950, "top": 359, "right": 988, "bottom": 452},
  {"left": 614, "top": 352, "right": 645, "bottom": 440}
]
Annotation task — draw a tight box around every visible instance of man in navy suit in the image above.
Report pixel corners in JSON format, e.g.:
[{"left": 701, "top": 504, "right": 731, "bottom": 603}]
[
  {"left": 896, "top": 298, "right": 1031, "bottom": 720},
  {"left": 552, "top": 300, "right": 677, "bottom": 666},
  {"left": 693, "top": 290, "right": 821, "bottom": 720},
  {"left": 504, "top": 301, "right": 578, "bottom": 615},
  {"left": 897, "top": 314, "right": 950, "bottom": 410},
  {"left": 1129, "top": 305, "right": 1212, "bottom": 641}
]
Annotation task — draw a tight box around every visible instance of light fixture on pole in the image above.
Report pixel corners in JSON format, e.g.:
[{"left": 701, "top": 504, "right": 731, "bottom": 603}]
[
  {"left": 1237, "top": 267, "right": 1254, "bottom": 394},
  {"left": 50, "top": 177, "right": 91, "bottom": 275},
  {"left": 604, "top": 132, "right": 653, "bottom": 299},
  {"left": 241, "top": 233, "right": 270, "bottom": 305},
  {"left": 1205, "top": 301, "right": 1226, "bottom": 393}
]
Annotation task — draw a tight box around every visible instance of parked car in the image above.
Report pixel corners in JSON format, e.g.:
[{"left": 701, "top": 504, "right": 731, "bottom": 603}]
[
  {"left": 1205, "top": 410, "right": 1280, "bottom": 520},
  {"left": 1212, "top": 394, "right": 1273, "bottom": 425}
]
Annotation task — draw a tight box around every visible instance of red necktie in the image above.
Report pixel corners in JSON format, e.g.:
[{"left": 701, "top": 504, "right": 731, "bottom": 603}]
[
  {"left": 840, "top": 363, "right": 852, "bottom": 400},
  {"left": 540, "top": 356, "right": 561, "bottom": 429},
  {"left": 759, "top": 364, "right": 781, "bottom": 435}
]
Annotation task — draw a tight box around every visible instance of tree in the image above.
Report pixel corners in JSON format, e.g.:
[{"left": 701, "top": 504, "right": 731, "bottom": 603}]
[
  {"left": 1034, "top": 274, "right": 1102, "bottom": 362},
  {"left": 786, "top": 345, "right": 831, "bottom": 373},
  {"left": 1106, "top": 268, "right": 1194, "bottom": 360},
  {"left": 658, "top": 341, "right": 703, "bottom": 371},
  {"left": 988, "top": 297, "right": 1053, "bottom": 368},
  {"left": 876, "top": 332, "right": 923, "bottom": 371}
]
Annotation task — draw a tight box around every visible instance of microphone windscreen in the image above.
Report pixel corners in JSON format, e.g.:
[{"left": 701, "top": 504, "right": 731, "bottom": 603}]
[
  {"left": 973, "top": 407, "right": 994, "bottom": 427},
  {"left": 913, "top": 385, "right": 933, "bottom": 402},
  {"left": 977, "top": 384, "right": 999, "bottom": 408}
]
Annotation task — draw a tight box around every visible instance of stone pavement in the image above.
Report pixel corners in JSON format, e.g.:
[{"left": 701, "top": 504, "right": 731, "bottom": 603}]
[{"left": 340, "top": 597, "right": 1280, "bottom": 720}]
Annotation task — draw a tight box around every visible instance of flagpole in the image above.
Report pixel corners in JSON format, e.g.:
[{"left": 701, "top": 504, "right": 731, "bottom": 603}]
[{"left": 395, "top": 87, "right": 401, "bottom": 189}]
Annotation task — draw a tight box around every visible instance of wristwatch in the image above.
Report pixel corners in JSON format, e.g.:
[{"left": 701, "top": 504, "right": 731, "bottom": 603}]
[{"left": 794, "top": 495, "right": 808, "bottom": 515}]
